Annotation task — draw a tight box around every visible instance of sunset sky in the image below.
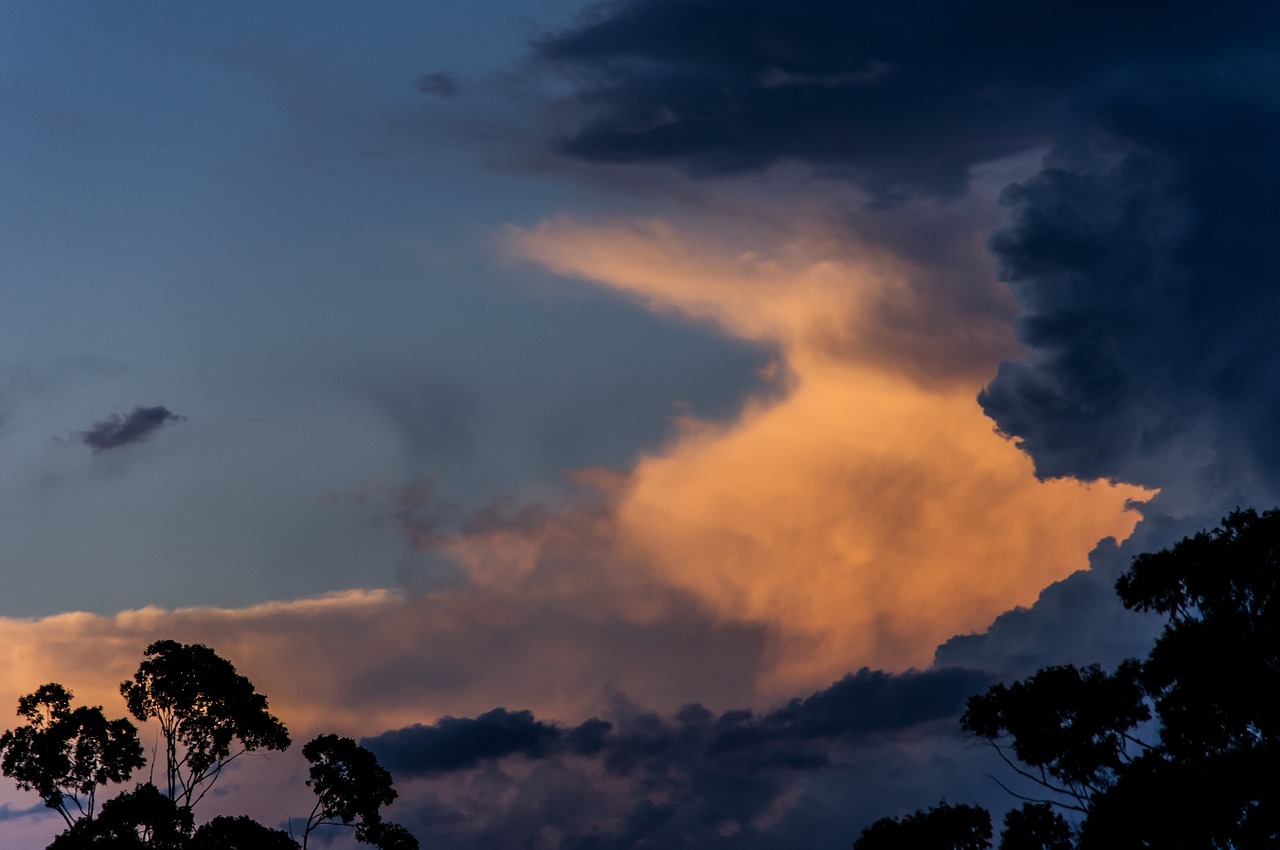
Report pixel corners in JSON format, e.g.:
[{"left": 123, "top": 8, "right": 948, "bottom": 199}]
[{"left": 4, "top": 1, "right": 1280, "bottom": 846}]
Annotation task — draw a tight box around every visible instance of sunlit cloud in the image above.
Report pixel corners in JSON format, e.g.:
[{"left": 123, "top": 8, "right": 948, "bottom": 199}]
[
  {"left": 0, "top": 584, "right": 770, "bottom": 747},
  {"left": 0, "top": 211, "right": 1153, "bottom": 765},
  {"left": 513, "top": 215, "right": 1153, "bottom": 684}
]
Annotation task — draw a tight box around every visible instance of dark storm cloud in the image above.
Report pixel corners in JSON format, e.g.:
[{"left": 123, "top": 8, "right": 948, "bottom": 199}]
[
  {"left": 365, "top": 708, "right": 607, "bottom": 773},
  {"left": 366, "top": 668, "right": 992, "bottom": 848},
  {"left": 979, "top": 59, "right": 1280, "bottom": 509},
  {"left": 76, "top": 405, "right": 185, "bottom": 453},
  {"left": 535, "top": 0, "right": 1279, "bottom": 198},
  {"left": 370, "top": 666, "right": 990, "bottom": 778}
]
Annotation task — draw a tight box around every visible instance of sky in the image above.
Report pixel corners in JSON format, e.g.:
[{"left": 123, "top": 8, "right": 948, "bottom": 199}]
[{"left": 2, "top": 0, "right": 1279, "bottom": 846}]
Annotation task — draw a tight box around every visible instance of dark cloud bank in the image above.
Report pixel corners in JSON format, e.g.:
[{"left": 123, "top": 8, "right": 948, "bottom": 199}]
[
  {"left": 535, "top": 0, "right": 1279, "bottom": 199},
  {"left": 366, "top": 668, "right": 996, "bottom": 849},
  {"left": 77, "top": 405, "right": 185, "bottom": 453},
  {"left": 380, "top": 0, "right": 1280, "bottom": 844}
]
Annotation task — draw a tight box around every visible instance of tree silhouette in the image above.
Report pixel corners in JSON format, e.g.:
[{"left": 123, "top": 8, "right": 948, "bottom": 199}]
[
  {"left": 853, "top": 801, "right": 992, "bottom": 849},
  {"left": 190, "top": 815, "right": 299, "bottom": 850},
  {"left": 2, "top": 640, "right": 419, "bottom": 849},
  {"left": 960, "top": 661, "right": 1151, "bottom": 813},
  {"left": 998, "top": 803, "right": 1072, "bottom": 850},
  {"left": 0, "top": 683, "right": 145, "bottom": 829},
  {"left": 47, "top": 783, "right": 192, "bottom": 849},
  {"left": 862, "top": 508, "right": 1280, "bottom": 849},
  {"left": 119, "top": 640, "right": 291, "bottom": 810},
  {"left": 301, "top": 734, "right": 416, "bottom": 850}
]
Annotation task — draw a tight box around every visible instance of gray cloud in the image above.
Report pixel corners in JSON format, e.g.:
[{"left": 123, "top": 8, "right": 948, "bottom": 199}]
[
  {"left": 365, "top": 708, "right": 607, "bottom": 774},
  {"left": 365, "top": 667, "right": 994, "bottom": 849},
  {"left": 76, "top": 405, "right": 185, "bottom": 454},
  {"left": 534, "top": 0, "right": 1280, "bottom": 200},
  {"left": 980, "top": 60, "right": 1280, "bottom": 511}
]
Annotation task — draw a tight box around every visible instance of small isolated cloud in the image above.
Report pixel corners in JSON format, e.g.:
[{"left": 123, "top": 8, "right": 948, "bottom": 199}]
[
  {"left": 76, "top": 405, "right": 185, "bottom": 454},
  {"left": 416, "top": 72, "right": 459, "bottom": 98}
]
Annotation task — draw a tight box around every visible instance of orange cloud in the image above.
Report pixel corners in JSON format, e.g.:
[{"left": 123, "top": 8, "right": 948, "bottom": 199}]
[
  {"left": 514, "top": 215, "right": 1153, "bottom": 687},
  {"left": 0, "top": 212, "right": 1151, "bottom": 763},
  {"left": 0, "top": 582, "right": 770, "bottom": 746}
]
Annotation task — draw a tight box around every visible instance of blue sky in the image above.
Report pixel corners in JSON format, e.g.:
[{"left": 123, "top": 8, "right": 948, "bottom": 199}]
[{"left": 1, "top": 0, "right": 767, "bottom": 615}]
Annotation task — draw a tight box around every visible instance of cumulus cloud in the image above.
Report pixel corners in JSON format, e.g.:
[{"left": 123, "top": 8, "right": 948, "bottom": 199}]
[
  {"left": 76, "top": 405, "right": 185, "bottom": 454},
  {"left": 362, "top": 668, "right": 996, "bottom": 849},
  {"left": 931, "top": 26, "right": 1280, "bottom": 678},
  {"left": 368, "top": 666, "right": 990, "bottom": 776},
  {"left": 365, "top": 708, "right": 608, "bottom": 774},
  {"left": 522, "top": 0, "right": 1280, "bottom": 688},
  {"left": 980, "top": 60, "right": 1280, "bottom": 511},
  {"left": 510, "top": 214, "right": 1149, "bottom": 683}
]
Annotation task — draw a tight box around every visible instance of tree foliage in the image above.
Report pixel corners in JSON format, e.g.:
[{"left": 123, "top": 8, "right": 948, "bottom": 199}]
[
  {"left": 960, "top": 661, "right": 1150, "bottom": 812},
  {"left": 863, "top": 508, "right": 1280, "bottom": 849},
  {"left": 48, "top": 783, "right": 193, "bottom": 849},
  {"left": 999, "top": 803, "right": 1073, "bottom": 850},
  {"left": 302, "top": 734, "right": 415, "bottom": 849},
  {"left": 190, "top": 815, "right": 300, "bottom": 850},
  {"left": 0, "top": 683, "right": 144, "bottom": 828},
  {"left": 1, "top": 640, "right": 419, "bottom": 850},
  {"left": 853, "top": 801, "right": 993, "bottom": 850},
  {"left": 119, "top": 640, "right": 291, "bottom": 809}
]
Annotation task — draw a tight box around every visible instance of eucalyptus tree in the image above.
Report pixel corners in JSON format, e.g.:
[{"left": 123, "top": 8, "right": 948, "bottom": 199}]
[
  {"left": 4, "top": 644, "right": 419, "bottom": 849},
  {"left": 119, "top": 640, "right": 291, "bottom": 810},
  {"left": 301, "top": 734, "right": 418, "bottom": 850},
  {"left": 858, "top": 508, "right": 1280, "bottom": 849},
  {"left": 0, "top": 683, "right": 144, "bottom": 830}
]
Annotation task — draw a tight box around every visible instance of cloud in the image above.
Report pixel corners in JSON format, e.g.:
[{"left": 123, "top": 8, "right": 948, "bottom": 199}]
[
  {"left": 415, "top": 72, "right": 459, "bottom": 98},
  {"left": 510, "top": 213, "right": 1150, "bottom": 683},
  {"left": 76, "top": 405, "right": 185, "bottom": 454},
  {"left": 524, "top": 0, "right": 1280, "bottom": 695},
  {"left": 368, "top": 667, "right": 989, "bottom": 779},
  {"left": 365, "top": 708, "right": 608, "bottom": 775},
  {"left": 362, "top": 667, "right": 996, "bottom": 849},
  {"left": 533, "top": 0, "right": 1280, "bottom": 199},
  {"left": 0, "top": 582, "right": 774, "bottom": 745},
  {"left": 0, "top": 592, "right": 997, "bottom": 848},
  {"left": 979, "top": 58, "right": 1280, "bottom": 511}
]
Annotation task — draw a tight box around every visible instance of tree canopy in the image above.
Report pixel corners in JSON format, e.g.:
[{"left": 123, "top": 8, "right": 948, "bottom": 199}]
[
  {"left": 119, "top": 640, "right": 291, "bottom": 809},
  {"left": 301, "top": 734, "right": 401, "bottom": 849},
  {"left": 852, "top": 801, "right": 992, "bottom": 850},
  {"left": 2, "top": 640, "right": 419, "bottom": 850},
  {"left": 0, "top": 683, "right": 144, "bottom": 829},
  {"left": 858, "top": 508, "right": 1280, "bottom": 849}
]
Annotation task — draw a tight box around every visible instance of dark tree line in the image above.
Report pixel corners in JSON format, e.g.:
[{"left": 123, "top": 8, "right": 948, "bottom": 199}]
[
  {"left": 0, "top": 639, "right": 418, "bottom": 850},
  {"left": 855, "top": 508, "right": 1280, "bottom": 849}
]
